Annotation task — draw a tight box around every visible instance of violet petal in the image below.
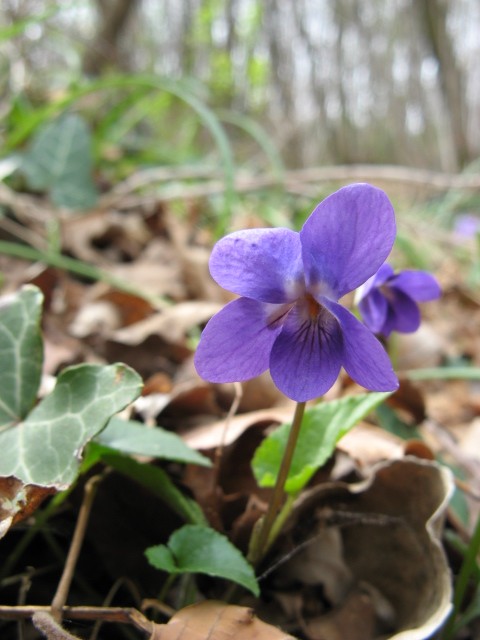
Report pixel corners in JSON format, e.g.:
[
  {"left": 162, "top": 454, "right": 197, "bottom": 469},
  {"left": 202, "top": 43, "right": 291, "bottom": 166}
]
[
  {"left": 269, "top": 302, "right": 343, "bottom": 401},
  {"left": 209, "top": 228, "right": 304, "bottom": 303},
  {"left": 390, "top": 270, "right": 441, "bottom": 302},
  {"left": 357, "top": 262, "right": 394, "bottom": 300},
  {"left": 301, "top": 184, "right": 396, "bottom": 298},
  {"left": 383, "top": 289, "right": 421, "bottom": 336},
  {"left": 357, "top": 288, "right": 389, "bottom": 334},
  {"left": 324, "top": 300, "right": 399, "bottom": 391},
  {"left": 194, "top": 297, "right": 286, "bottom": 382}
]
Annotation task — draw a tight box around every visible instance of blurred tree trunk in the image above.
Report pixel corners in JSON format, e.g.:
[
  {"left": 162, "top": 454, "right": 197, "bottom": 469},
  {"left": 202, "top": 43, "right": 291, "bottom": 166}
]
[
  {"left": 332, "top": 0, "right": 355, "bottom": 163},
  {"left": 416, "top": 0, "right": 470, "bottom": 168},
  {"left": 83, "top": 0, "right": 139, "bottom": 76},
  {"left": 293, "top": 0, "right": 335, "bottom": 163},
  {"left": 265, "top": 0, "right": 302, "bottom": 166}
]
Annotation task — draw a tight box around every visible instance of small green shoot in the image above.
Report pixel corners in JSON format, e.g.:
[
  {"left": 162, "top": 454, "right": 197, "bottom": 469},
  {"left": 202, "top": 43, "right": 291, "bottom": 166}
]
[{"left": 146, "top": 525, "right": 259, "bottom": 596}]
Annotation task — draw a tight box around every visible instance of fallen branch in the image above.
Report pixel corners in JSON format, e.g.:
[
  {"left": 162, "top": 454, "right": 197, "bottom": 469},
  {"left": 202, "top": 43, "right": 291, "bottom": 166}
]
[
  {"left": 0, "top": 605, "right": 154, "bottom": 635},
  {"left": 97, "top": 163, "right": 480, "bottom": 209}
]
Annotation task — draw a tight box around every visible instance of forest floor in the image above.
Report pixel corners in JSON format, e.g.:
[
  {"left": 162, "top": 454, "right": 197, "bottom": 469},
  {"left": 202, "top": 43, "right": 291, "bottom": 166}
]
[{"left": 0, "top": 177, "right": 479, "bottom": 640}]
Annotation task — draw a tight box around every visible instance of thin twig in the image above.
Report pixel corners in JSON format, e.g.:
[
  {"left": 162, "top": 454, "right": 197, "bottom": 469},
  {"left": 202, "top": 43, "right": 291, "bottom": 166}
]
[
  {"left": 212, "top": 382, "right": 243, "bottom": 486},
  {"left": 32, "top": 612, "right": 82, "bottom": 640},
  {"left": 96, "top": 164, "right": 480, "bottom": 210},
  {"left": 50, "top": 475, "right": 102, "bottom": 622},
  {"left": 0, "top": 605, "right": 154, "bottom": 634},
  {"left": 17, "top": 567, "right": 34, "bottom": 640},
  {"left": 89, "top": 577, "right": 143, "bottom": 640}
]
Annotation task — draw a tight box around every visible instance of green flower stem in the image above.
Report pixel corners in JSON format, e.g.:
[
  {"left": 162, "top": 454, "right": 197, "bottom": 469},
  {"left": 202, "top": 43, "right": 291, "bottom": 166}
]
[
  {"left": 266, "top": 493, "right": 297, "bottom": 555},
  {"left": 442, "top": 514, "right": 480, "bottom": 640},
  {"left": 248, "top": 401, "right": 306, "bottom": 566}
]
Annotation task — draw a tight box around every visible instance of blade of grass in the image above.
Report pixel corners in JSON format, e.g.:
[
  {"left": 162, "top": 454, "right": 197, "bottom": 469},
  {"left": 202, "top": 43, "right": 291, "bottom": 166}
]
[
  {"left": 406, "top": 367, "right": 480, "bottom": 381},
  {"left": 218, "top": 110, "right": 285, "bottom": 184},
  {"left": 0, "top": 241, "right": 167, "bottom": 307},
  {"left": 4, "top": 74, "right": 236, "bottom": 234}
]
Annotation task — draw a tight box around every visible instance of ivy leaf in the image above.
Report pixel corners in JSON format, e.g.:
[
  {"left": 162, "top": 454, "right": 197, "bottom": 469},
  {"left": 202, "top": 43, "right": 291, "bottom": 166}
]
[
  {"left": 0, "top": 363, "right": 142, "bottom": 488},
  {"left": 21, "top": 113, "right": 98, "bottom": 210},
  {"left": 252, "top": 392, "right": 391, "bottom": 495},
  {"left": 0, "top": 286, "right": 43, "bottom": 430},
  {"left": 145, "top": 525, "right": 259, "bottom": 596},
  {"left": 96, "top": 417, "right": 211, "bottom": 467}
]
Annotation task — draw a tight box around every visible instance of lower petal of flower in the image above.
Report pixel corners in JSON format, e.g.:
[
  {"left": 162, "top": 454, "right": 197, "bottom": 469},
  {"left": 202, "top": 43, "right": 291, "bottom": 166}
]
[
  {"left": 269, "top": 303, "right": 343, "bottom": 401},
  {"left": 324, "top": 300, "right": 399, "bottom": 392},
  {"left": 358, "top": 288, "right": 389, "bottom": 334},
  {"left": 384, "top": 289, "right": 421, "bottom": 335},
  {"left": 194, "top": 297, "right": 285, "bottom": 383}
]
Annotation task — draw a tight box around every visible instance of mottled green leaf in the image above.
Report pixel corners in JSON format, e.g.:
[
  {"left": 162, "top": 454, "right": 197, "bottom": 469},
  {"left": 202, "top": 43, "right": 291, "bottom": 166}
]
[
  {"left": 0, "top": 363, "right": 142, "bottom": 487},
  {"left": 0, "top": 286, "right": 43, "bottom": 430},
  {"left": 21, "top": 113, "right": 98, "bottom": 209}
]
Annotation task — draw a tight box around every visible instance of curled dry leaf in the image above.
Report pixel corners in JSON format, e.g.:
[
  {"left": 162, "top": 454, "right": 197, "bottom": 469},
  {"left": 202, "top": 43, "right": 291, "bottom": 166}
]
[
  {"left": 182, "top": 407, "right": 293, "bottom": 450},
  {"left": 61, "top": 209, "right": 151, "bottom": 264},
  {"left": 276, "top": 458, "right": 453, "bottom": 640},
  {"left": 149, "top": 601, "right": 297, "bottom": 640},
  {"left": 0, "top": 477, "right": 55, "bottom": 539}
]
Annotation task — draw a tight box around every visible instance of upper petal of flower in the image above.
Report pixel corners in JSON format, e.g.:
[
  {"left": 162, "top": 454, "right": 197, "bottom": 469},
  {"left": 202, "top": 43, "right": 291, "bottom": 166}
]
[
  {"left": 194, "top": 297, "right": 286, "bottom": 382},
  {"left": 209, "top": 228, "right": 304, "bottom": 303},
  {"left": 356, "top": 262, "right": 394, "bottom": 302},
  {"left": 390, "top": 270, "right": 441, "bottom": 302},
  {"left": 324, "top": 299, "right": 399, "bottom": 391},
  {"left": 269, "top": 302, "right": 343, "bottom": 401},
  {"left": 300, "top": 184, "right": 396, "bottom": 299}
]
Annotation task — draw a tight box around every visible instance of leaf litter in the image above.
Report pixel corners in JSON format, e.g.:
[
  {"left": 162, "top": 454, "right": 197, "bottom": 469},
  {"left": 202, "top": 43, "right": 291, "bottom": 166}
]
[{"left": 0, "top": 187, "right": 479, "bottom": 639}]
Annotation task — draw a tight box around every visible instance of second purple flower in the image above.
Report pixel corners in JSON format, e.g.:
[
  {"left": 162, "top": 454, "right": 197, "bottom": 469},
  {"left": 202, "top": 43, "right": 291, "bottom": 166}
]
[
  {"left": 356, "top": 263, "right": 441, "bottom": 338},
  {"left": 194, "top": 183, "right": 399, "bottom": 402}
]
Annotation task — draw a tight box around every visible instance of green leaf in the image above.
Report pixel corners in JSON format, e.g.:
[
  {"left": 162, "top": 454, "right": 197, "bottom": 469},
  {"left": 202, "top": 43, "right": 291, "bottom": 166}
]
[
  {"left": 96, "top": 417, "right": 211, "bottom": 467},
  {"left": 0, "top": 7, "right": 59, "bottom": 43},
  {"left": 0, "top": 363, "right": 142, "bottom": 487},
  {"left": 21, "top": 113, "right": 98, "bottom": 210},
  {"left": 375, "top": 403, "right": 422, "bottom": 440},
  {"left": 0, "top": 286, "right": 43, "bottom": 430},
  {"left": 252, "top": 392, "right": 391, "bottom": 495},
  {"left": 101, "top": 453, "right": 207, "bottom": 525},
  {"left": 145, "top": 525, "right": 259, "bottom": 596}
]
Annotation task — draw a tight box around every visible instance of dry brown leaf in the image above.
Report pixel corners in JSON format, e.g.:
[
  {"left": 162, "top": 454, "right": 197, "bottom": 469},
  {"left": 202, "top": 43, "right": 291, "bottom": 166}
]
[
  {"left": 342, "top": 459, "right": 453, "bottom": 639},
  {"left": 110, "top": 237, "right": 187, "bottom": 299},
  {"left": 0, "top": 477, "right": 55, "bottom": 539},
  {"left": 276, "top": 458, "right": 453, "bottom": 640},
  {"left": 111, "top": 301, "right": 223, "bottom": 345},
  {"left": 304, "top": 588, "right": 377, "bottom": 640},
  {"left": 62, "top": 209, "right": 151, "bottom": 264},
  {"left": 181, "top": 407, "right": 293, "bottom": 450},
  {"left": 337, "top": 423, "right": 405, "bottom": 468},
  {"left": 165, "top": 211, "right": 225, "bottom": 302},
  {"left": 149, "top": 601, "right": 297, "bottom": 640}
]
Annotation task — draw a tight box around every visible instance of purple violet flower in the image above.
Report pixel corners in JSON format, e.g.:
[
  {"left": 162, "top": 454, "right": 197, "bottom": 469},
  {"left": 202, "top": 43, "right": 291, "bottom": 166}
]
[
  {"left": 454, "top": 214, "right": 480, "bottom": 239},
  {"left": 194, "top": 184, "right": 399, "bottom": 402},
  {"left": 356, "top": 263, "right": 441, "bottom": 338}
]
